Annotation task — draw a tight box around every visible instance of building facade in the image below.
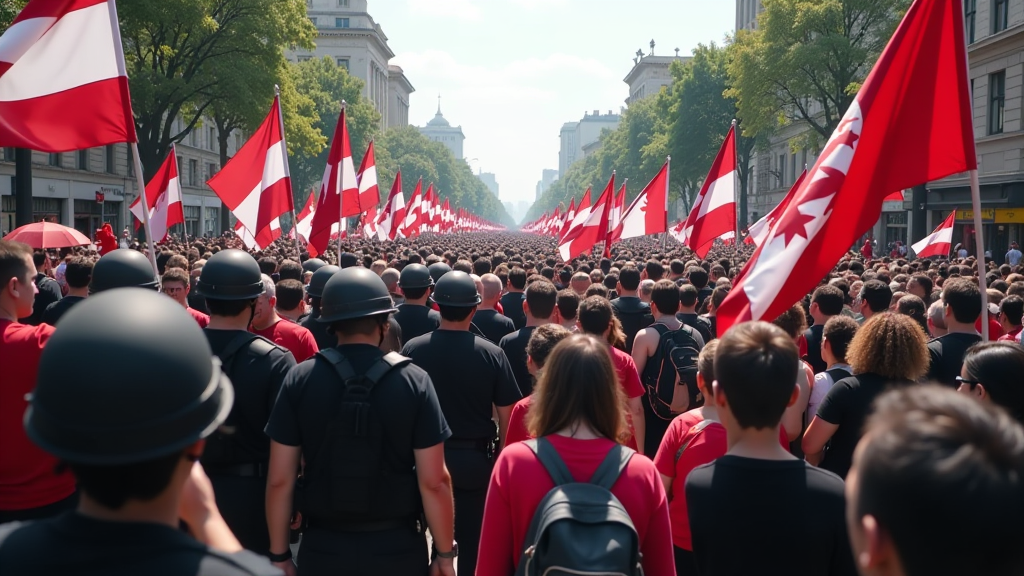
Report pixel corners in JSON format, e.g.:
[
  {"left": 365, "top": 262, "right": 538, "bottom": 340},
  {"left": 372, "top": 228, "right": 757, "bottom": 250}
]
[
  {"left": 478, "top": 172, "right": 499, "bottom": 198},
  {"left": 735, "top": 0, "right": 763, "bottom": 32},
  {"left": 535, "top": 168, "right": 558, "bottom": 200},
  {"left": 623, "top": 52, "right": 691, "bottom": 106},
  {"left": 419, "top": 101, "right": 465, "bottom": 160},
  {"left": 289, "top": 0, "right": 412, "bottom": 129},
  {"left": 558, "top": 111, "right": 621, "bottom": 177}
]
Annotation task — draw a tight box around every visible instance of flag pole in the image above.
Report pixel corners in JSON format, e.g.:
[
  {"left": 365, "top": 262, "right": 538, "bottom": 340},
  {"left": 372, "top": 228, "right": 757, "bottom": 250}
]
[
  {"left": 275, "top": 85, "right": 302, "bottom": 257},
  {"left": 732, "top": 119, "right": 740, "bottom": 244},
  {"left": 663, "top": 156, "right": 671, "bottom": 252},
  {"left": 969, "top": 170, "right": 990, "bottom": 340},
  {"left": 130, "top": 143, "right": 159, "bottom": 280},
  {"left": 337, "top": 100, "right": 347, "bottom": 262}
]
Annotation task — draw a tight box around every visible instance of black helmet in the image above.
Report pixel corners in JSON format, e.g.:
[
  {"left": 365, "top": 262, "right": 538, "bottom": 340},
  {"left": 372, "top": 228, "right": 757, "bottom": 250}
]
[
  {"left": 25, "top": 289, "right": 233, "bottom": 465},
  {"left": 339, "top": 252, "right": 360, "bottom": 269},
  {"left": 319, "top": 268, "right": 397, "bottom": 323},
  {"left": 89, "top": 250, "right": 158, "bottom": 294},
  {"left": 195, "top": 249, "right": 264, "bottom": 300},
  {"left": 399, "top": 263, "right": 433, "bottom": 289},
  {"left": 428, "top": 262, "right": 452, "bottom": 284},
  {"left": 431, "top": 271, "right": 481, "bottom": 307},
  {"left": 302, "top": 258, "right": 327, "bottom": 273},
  {"left": 306, "top": 264, "right": 340, "bottom": 298}
]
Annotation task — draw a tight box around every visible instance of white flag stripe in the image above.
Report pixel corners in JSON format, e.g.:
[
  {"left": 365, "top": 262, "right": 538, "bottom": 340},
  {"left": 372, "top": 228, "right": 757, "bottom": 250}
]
[
  {"left": 231, "top": 140, "right": 289, "bottom": 235},
  {"left": 911, "top": 223, "right": 953, "bottom": 254},
  {"left": 618, "top": 193, "right": 649, "bottom": 240},
  {"left": 695, "top": 173, "right": 735, "bottom": 220},
  {"left": 0, "top": 4, "right": 119, "bottom": 101}
]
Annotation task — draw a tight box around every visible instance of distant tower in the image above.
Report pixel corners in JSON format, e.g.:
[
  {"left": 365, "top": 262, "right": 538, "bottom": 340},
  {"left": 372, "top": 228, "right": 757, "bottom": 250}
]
[{"left": 418, "top": 94, "right": 465, "bottom": 159}]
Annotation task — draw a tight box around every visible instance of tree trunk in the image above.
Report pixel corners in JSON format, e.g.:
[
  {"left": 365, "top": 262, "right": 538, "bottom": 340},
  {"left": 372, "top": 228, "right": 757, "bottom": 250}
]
[{"left": 217, "top": 117, "right": 232, "bottom": 235}]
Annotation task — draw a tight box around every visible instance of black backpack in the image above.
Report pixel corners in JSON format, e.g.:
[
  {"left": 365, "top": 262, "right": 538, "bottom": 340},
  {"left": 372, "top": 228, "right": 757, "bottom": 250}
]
[
  {"left": 302, "top": 348, "right": 414, "bottom": 518},
  {"left": 516, "top": 438, "right": 642, "bottom": 576},
  {"left": 642, "top": 323, "right": 702, "bottom": 420}
]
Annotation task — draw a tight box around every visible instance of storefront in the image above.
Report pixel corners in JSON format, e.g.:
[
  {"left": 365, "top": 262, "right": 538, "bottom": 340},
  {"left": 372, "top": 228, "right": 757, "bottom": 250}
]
[
  {"left": 1, "top": 195, "right": 65, "bottom": 235},
  {"left": 926, "top": 178, "right": 1024, "bottom": 264}
]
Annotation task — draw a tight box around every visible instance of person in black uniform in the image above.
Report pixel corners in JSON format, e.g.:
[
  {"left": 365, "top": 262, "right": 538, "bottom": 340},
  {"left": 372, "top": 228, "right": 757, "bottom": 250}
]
[
  {"left": 195, "top": 250, "right": 296, "bottom": 556},
  {"left": 472, "top": 273, "right": 516, "bottom": 344},
  {"left": 0, "top": 289, "right": 279, "bottom": 576},
  {"left": 611, "top": 264, "right": 651, "bottom": 353},
  {"left": 401, "top": 271, "right": 522, "bottom": 576},
  {"left": 428, "top": 261, "right": 452, "bottom": 285},
  {"left": 393, "top": 263, "right": 441, "bottom": 341},
  {"left": 266, "top": 268, "right": 456, "bottom": 576},
  {"left": 499, "top": 266, "right": 528, "bottom": 330},
  {"left": 88, "top": 248, "right": 161, "bottom": 293},
  {"left": 498, "top": 279, "right": 558, "bottom": 396},
  {"left": 299, "top": 264, "right": 339, "bottom": 351}
]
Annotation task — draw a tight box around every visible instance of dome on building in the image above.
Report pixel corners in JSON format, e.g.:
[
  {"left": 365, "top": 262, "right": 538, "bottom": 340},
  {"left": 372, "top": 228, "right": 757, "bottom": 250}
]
[{"left": 426, "top": 94, "right": 451, "bottom": 127}]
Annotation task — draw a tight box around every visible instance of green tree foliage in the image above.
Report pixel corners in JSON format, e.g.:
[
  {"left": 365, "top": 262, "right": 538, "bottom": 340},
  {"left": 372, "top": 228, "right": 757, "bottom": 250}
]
[
  {"left": 119, "top": 0, "right": 317, "bottom": 179},
  {"left": 727, "top": 0, "right": 910, "bottom": 145},
  {"left": 0, "top": 0, "right": 27, "bottom": 31}
]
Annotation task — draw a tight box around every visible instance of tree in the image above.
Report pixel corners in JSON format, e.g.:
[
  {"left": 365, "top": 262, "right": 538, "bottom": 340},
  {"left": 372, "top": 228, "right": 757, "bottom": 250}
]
[
  {"left": 118, "top": 0, "right": 317, "bottom": 180},
  {"left": 727, "top": 0, "right": 910, "bottom": 145},
  {"left": 288, "top": 56, "right": 380, "bottom": 204},
  {"left": 0, "top": 0, "right": 27, "bottom": 31}
]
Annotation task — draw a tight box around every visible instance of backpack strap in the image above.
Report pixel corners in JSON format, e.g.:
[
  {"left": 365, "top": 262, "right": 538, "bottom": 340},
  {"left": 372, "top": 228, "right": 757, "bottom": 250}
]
[
  {"left": 318, "top": 348, "right": 410, "bottom": 386},
  {"left": 589, "top": 443, "right": 635, "bottom": 491},
  {"left": 214, "top": 332, "right": 263, "bottom": 367},
  {"left": 674, "top": 419, "right": 715, "bottom": 464},
  {"left": 526, "top": 438, "right": 575, "bottom": 486},
  {"left": 825, "top": 367, "right": 852, "bottom": 384}
]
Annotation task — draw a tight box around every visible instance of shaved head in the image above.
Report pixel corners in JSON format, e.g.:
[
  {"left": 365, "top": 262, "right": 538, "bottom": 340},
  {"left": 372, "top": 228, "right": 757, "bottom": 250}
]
[{"left": 481, "top": 273, "right": 504, "bottom": 303}]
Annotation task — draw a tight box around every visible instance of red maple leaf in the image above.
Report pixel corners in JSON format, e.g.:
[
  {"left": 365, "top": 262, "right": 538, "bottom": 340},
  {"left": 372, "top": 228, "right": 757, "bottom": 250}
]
[
  {"left": 775, "top": 210, "right": 818, "bottom": 246},
  {"left": 802, "top": 166, "right": 847, "bottom": 203}
]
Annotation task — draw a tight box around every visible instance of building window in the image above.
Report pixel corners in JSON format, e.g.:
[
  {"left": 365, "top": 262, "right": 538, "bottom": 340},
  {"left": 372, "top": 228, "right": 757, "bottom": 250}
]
[
  {"left": 297, "top": 55, "right": 312, "bottom": 62},
  {"left": 209, "top": 127, "right": 216, "bottom": 150},
  {"left": 310, "top": 17, "right": 317, "bottom": 26},
  {"left": 189, "top": 159, "right": 199, "bottom": 186},
  {"left": 78, "top": 150, "right": 89, "bottom": 170},
  {"left": 208, "top": 163, "right": 218, "bottom": 180},
  {"left": 48, "top": 153, "right": 62, "bottom": 167},
  {"left": 337, "top": 58, "right": 349, "bottom": 70},
  {"left": 994, "top": 0, "right": 1008, "bottom": 33},
  {"left": 965, "top": 0, "right": 976, "bottom": 42},
  {"left": 3, "top": 148, "right": 14, "bottom": 161},
  {"left": 106, "top": 145, "right": 116, "bottom": 173},
  {"left": 338, "top": 0, "right": 348, "bottom": 6},
  {"left": 990, "top": 71, "right": 1005, "bottom": 135},
  {"left": 777, "top": 153, "right": 785, "bottom": 186},
  {"left": 336, "top": 17, "right": 349, "bottom": 28},
  {"left": 176, "top": 155, "right": 184, "bottom": 179}
]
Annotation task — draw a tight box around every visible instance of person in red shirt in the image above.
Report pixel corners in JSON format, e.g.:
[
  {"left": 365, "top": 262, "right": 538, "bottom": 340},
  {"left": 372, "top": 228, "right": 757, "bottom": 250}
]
[
  {"left": 996, "top": 295, "right": 1023, "bottom": 342},
  {"left": 504, "top": 324, "right": 573, "bottom": 447},
  {"left": 251, "top": 274, "right": 319, "bottom": 363},
  {"left": 0, "top": 239, "right": 76, "bottom": 522},
  {"left": 577, "top": 295, "right": 647, "bottom": 451},
  {"left": 160, "top": 267, "right": 209, "bottom": 328},
  {"left": 478, "top": 334, "right": 675, "bottom": 575}
]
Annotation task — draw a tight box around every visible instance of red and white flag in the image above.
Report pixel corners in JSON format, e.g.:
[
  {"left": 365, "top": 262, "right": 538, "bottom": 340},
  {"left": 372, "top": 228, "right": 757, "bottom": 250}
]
[
  {"left": 0, "top": 0, "right": 137, "bottom": 151},
  {"left": 619, "top": 162, "right": 669, "bottom": 240},
  {"left": 400, "top": 179, "right": 424, "bottom": 238},
  {"left": 557, "top": 197, "right": 577, "bottom": 240},
  {"left": 129, "top": 147, "right": 183, "bottom": 243},
  {"left": 604, "top": 182, "right": 628, "bottom": 254},
  {"left": 718, "top": 0, "right": 976, "bottom": 334},
  {"left": 361, "top": 206, "right": 379, "bottom": 238},
  {"left": 747, "top": 169, "right": 807, "bottom": 247},
  {"left": 669, "top": 220, "right": 687, "bottom": 243},
  {"left": 558, "top": 175, "right": 613, "bottom": 261},
  {"left": 207, "top": 95, "right": 293, "bottom": 250},
  {"left": 911, "top": 211, "right": 955, "bottom": 258},
  {"left": 441, "top": 198, "right": 453, "bottom": 233},
  {"left": 308, "top": 106, "right": 359, "bottom": 254},
  {"left": 682, "top": 126, "right": 737, "bottom": 258},
  {"left": 356, "top": 140, "right": 379, "bottom": 213},
  {"left": 559, "top": 189, "right": 592, "bottom": 244},
  {"left": 292, "top": 190, "right": 316, "bottom": 252},
  {"left": 420, "top": 185, "right": 436, "bottom": 233},
  {"left": 376, "top": 171, "right": 406, "bottom": 241}
]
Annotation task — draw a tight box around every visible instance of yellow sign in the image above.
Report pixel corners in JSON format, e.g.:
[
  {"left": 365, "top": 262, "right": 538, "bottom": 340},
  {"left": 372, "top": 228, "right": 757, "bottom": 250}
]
[
  {"left": 995, "top": 209, "right": 1024, "bottom": 224},
  {"left": 955, "top": 209, "right": 995, "bottom": 222}
]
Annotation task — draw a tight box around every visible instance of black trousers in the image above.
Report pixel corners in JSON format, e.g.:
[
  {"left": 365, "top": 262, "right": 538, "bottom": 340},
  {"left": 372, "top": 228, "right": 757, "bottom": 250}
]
[
  {"left": 0, "top": 492, "right": 77, "bottom": 524},
  {"left": 674, "top": 546, "right": 698, "bottom": 576},
  {"left": 298, "top": 526, "right": 428, "bottom": 576},
  {"left": 643, "top": 396, "right": 672, "bottom": 458},
  {"left": 209, "top": 474, "right": 269, "bottom": 556},
  {"left": 444, "top": 445, "right": 493, "bottom": 576}
]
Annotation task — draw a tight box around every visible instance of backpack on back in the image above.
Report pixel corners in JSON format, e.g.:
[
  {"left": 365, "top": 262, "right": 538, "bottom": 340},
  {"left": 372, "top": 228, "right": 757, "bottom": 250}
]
[
  {"left": 516, "top": 437, "right": 642, "bottom": 576},
  {"left": 301, "top": 349, "right": 418, "bottom": 521},
  {"left": 642, "top": 323, "right": 702, "bottom": 420}
]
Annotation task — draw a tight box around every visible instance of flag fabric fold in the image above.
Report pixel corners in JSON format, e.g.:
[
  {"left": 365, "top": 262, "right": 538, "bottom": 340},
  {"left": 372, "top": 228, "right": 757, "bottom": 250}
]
[
  {"left": 129, "top": 147, "right": 183, "bottom": 242},
  {"left": 0, "top": 0, "right": 137, "bottom": 151},
  {"left": 682, "top": 126, "right": 737, "bottom": 258},
  {"left": 376, "top": 171, "right": 406, "bottom": 241},
  {"left": 356, "top": 140, "right": 379, "bottom": 213},
  {"left": 309, "top": 106, "right": 359, "bottom": 253},
  {"left": 747, "top": 169, "right": 807, "bottom": 247},
  {"left": 619, "top": 162, "right": 669, "bottom": 240},
  {"left": 558, "top": 175, "right": 613, "bottom": 261},
  {"left": 718, "top": 0, "right": 977, "bottom": 335},
  {"left": 911, "top": 211, "right": 955, "bottom": 258}
]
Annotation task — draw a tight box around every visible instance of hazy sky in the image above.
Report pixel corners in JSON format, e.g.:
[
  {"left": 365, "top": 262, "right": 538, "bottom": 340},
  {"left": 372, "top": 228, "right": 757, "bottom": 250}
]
[{"left": 371, "top": 0, "right": 735, "bottom": 215}]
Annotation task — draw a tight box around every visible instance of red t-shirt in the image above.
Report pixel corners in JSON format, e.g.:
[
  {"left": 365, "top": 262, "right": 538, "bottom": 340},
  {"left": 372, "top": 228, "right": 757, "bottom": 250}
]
[
  {"left": 252, "top": 319, "right": 319, "bottom": 363},
  {"left": 187, "top": 307, "right": 209, "bottom": 328},
  {"left": 0, "top": 320, "right": 76, "bottom": 510},
  {"left": 998, "top": 326, "right": 1022, "bottom": 342},
  {"left": 504, "top": 394, "right": 532, "bottom": 448},
  {"left": 478, "top": 434, "right": 676, "bottom": 576},
  {"left": 976, "top": 316, "right": 1004, "bottom": 340},
  {"left": 609, "top": 345, "right": 645, "bottom": 451}
]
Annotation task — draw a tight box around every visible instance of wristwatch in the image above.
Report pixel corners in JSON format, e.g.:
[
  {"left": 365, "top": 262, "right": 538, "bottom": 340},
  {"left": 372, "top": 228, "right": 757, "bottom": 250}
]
[{"left": 436, "top": 541, "right": 459, "bottom": 559}]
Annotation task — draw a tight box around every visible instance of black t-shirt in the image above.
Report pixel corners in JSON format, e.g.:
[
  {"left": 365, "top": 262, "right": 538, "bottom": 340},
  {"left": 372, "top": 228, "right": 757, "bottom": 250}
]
[
  {"left": 696, "top": 286, "right": 713, "bottom": 308},
  {"left": 803, "top": 324, "right": 827, "bottom": 374},
  {"left": 676, "top": 312, "right": 713, "bottom": 345},
  {"left": 41, "top": 295, "right": 85, "bottom": 326},
  {"left": 20, "top": 274, "right": 61, "bottom": 326},
  {"left": 701, "top": 314, "right": 718, "bottom": 339},
  {"left": 393, "top": 304, "right": 441, "bottom": 342},
  {"left": 926, "top": 332, "right": 982, "bottom": 387},
  {"left": 300, "top": 307, "right": 334, "bottom": 351},
  {"left": 611, "top": 296, "right": 651, "bottom": 353},
  {"left": 402, "top": 330, "right": 522, "bottom": 439},
  {"left": 0, "top": 512, "right": 281, "bottom": 576},
  {"left": 686, "top": 456, "right": 856, "bottom": 576},
  {"left": 203, "top": 330, "right": 295, "bottom": 465},
  {"left": 265, "top": 344, "right": 450, "bottom": 520},
  {"left": 473, "top": 309, "right": 516, "bottom": 345},
  {"left": 499, "top": 292, "right": 527, "bottom": 330},
  {"left": 499, "top": 326, "right": 537, "bottom": 396},
  {"left": 816, "top": 372, "right": 909, "bottom": 479}
]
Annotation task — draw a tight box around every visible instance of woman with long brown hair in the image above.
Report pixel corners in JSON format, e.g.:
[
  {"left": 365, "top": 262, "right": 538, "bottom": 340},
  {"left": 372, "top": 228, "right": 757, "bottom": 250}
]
[{"left": 476, "top": 334, "right": 674, "bottom": 575}]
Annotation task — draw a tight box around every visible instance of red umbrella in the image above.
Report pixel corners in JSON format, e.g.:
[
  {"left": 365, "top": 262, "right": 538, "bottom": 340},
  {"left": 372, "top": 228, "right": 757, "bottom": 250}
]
[{"left": 4, "top": 222, "right": 91, "bottom": 249}]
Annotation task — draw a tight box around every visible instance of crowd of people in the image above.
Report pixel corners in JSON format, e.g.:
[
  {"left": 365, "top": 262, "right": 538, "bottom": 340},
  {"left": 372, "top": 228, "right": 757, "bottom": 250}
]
[{"left": 1, "top": 229, "right": 1023, "bottom": 576}]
